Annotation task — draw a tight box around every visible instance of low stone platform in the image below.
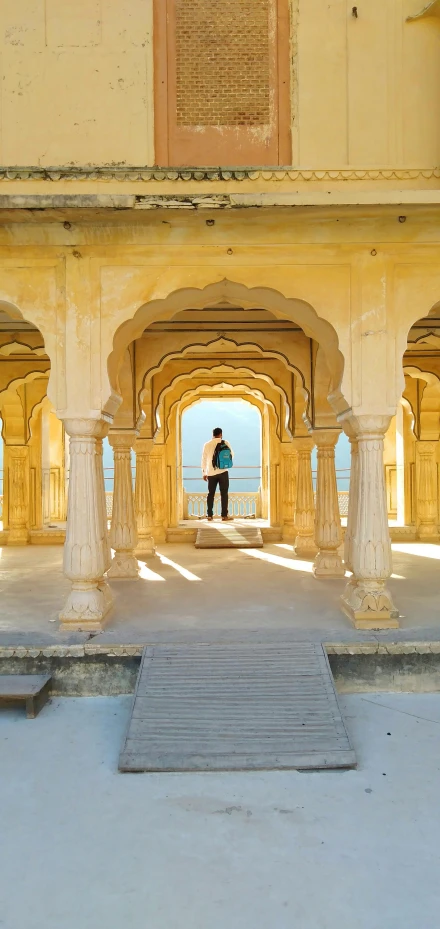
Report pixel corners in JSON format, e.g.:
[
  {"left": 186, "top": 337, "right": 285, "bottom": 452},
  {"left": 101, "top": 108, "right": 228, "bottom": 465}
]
[
  {"left": 1, "top": 641, "right": 439, "bottom": 696},
  {"left": 1, "top": 541, "right": 440, "bottom": 649}
]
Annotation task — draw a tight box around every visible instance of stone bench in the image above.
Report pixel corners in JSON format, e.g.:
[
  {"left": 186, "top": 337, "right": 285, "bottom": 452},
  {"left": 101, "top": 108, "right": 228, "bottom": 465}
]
[{"left": 0, "top": 675, "right": 52, "bottom": 718}]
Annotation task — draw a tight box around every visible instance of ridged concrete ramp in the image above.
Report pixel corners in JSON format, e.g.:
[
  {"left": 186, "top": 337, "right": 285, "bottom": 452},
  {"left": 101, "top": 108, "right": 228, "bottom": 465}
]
[
  {"left": 119, "top": 644, "right": 356, "bottom": 772},
  {"left": 195, "top": 523, "right": 263, "bottom": 548}
]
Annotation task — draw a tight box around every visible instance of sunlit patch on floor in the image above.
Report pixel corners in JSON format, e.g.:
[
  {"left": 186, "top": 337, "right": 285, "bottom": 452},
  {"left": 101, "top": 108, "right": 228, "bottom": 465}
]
[
  {"left": 138, "top": 562, "right": 166, "bottom": 582},
  {"left": 157, "top": 552, "right": 201, "bottom": 581},
  {"left": 392, "top": 543, "right": 440, "bottom": 560},
  {"left": 240, "top": 548, "right": 315, "bottom": 573}
]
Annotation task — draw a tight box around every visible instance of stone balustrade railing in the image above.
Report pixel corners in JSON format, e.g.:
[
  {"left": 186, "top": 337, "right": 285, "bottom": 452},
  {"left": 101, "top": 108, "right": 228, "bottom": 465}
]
[
  {"left": 337, "top": 491, "right": 349, "bottom": 516},
  {"left": 183, "top": 490, "right": 262, "bottom": 519},
  {"left": 102, "top": 490, "right": 349, "bottom": 520}
]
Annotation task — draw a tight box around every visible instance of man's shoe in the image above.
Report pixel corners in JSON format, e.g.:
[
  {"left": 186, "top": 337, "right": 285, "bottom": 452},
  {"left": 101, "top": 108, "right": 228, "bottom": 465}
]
[
  {"left": 222, "top": 516, "right": 234, "bottom": 521},
  {"left": 207, "top": 516, "right": 214, "bottom": 521}
]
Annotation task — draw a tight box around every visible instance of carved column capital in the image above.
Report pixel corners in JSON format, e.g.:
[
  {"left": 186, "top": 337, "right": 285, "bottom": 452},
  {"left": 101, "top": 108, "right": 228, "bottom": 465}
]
[
  {"left": 5, "top": 444, "right": 29, "bottom": 459},
  {"left": 341, "top": 413, "right": 392, "bottom": 440},
  {"left": 293, "top": 436, "right": 314, "bottom": 455},
  {"left": 134, "top": 437, "right": 154, "bottom": 457},
  {"left": 108, "top": 429, "right": 137, "bottom": 451},
  {"left": 63, "top": 418, "right": 109, "bottom": 440},
  {"left": 313, "top": 429, "right": 340, "bottom": 450},
  {"left": 417, "top": 441, "right": 437, "bottom": 459}
]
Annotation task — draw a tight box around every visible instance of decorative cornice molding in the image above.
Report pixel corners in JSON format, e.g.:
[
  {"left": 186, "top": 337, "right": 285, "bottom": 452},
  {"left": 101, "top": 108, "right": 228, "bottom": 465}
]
[{"left": 0, "top": 165, "right": 439, "bottom": 183}]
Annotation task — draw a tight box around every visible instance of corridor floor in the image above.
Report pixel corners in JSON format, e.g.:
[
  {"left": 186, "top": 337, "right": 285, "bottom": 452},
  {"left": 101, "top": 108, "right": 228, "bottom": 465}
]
[{"left": 1, "top": 541, "right": 440, "bottom": 645}]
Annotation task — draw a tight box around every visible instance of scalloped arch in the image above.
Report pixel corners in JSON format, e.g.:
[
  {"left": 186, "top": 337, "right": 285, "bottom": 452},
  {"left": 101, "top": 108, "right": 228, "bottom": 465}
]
[
  {"left": 138, "top": 334, "right": 309, "bottom": 414},
  {"left": 167, "top": 383, "right": 275, "bottom": 442},
  {"left": 107, "top": 279, "right": 346, "bottom": 413},
  {"left": 0, "top": 370, "right": 49, "bottom": 406},
  {"left": 154, "top": 364, "right": 291, "bottom": 440},
  {"left": 404, "top": 365, "right": 440, "bottom": 387}
]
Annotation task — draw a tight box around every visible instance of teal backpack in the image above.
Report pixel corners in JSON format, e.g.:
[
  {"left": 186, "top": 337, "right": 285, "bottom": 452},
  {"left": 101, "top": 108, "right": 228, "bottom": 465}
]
[{"left": 212, "top": 441, "right": 233, "bottom": 470}]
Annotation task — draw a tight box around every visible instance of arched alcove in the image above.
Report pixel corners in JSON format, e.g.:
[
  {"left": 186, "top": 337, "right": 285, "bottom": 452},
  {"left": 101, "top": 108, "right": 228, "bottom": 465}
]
[{"left": 0, "top": 302, "right": 59, "bottom": 541}]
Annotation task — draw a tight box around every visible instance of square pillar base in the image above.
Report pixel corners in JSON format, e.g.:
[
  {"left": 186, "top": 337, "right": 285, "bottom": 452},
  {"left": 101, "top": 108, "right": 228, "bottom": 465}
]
[
  {"left": 107, "top": 551, "right": 140, "bottom": 579},
  {"left": 313, "top": 551, "right": 345, "bottom": 578},
  {"left": 59, "top": 585, "right": 112, "bottom": 632},
  {"left": 342, "top": 605, "right": 400, "bottom": 630},
  {"left": 294, "top": 533, "right": 317, "bottom": 557},
  {"left": 135, "top": 534, "right": 156, "bottom": 559},
  {"left": 341, "top": 585, "right": 400, "bottom": 630},
  {"left": 8, "top": 529, "right": 29, "bottom": 546}
]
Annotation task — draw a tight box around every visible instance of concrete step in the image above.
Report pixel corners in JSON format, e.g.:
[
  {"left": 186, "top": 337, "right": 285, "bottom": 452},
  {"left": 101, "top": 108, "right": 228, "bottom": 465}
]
[
  {"left": 167, "top": 525, "right": 282, "bottom": 544},
  {"left": 195, "top": 524, "right": 263, "bottom": 548}
]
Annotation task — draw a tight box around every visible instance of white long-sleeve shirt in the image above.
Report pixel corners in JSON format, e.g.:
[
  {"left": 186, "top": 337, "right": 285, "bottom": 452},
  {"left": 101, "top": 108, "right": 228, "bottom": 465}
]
[{"left": 201, "top": 438, "right": 233, "bottom": 478}]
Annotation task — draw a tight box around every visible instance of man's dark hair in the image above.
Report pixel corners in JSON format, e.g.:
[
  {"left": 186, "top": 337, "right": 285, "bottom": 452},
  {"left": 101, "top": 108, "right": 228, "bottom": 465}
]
[{"left": 213, "top": 427, "right": 222, "bottom": 437}]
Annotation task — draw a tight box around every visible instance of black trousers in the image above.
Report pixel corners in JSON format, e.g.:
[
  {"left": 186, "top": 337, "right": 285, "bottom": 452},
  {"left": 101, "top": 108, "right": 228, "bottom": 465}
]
[{"left": 207, "top": 471, "right": 229, "bottom": 518}]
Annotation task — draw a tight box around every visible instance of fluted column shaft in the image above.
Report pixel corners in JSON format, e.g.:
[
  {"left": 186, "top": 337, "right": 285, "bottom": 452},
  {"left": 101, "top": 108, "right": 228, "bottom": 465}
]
[
  {"left": 7, "top": 445, "right": 30, "bottom": 545},
  {"left": 313, "top": 430, "right": 344, "bottom": 578},
  {"left": 41, "top": 405, "right": 51, "bottom": 527},
  {"left": 108, "top": 430, "right": 139, "bottom": 578},
  {"left": 59, "top": 419, "right": 111, "bottom": 630},
  {"left": 148, "top": 447, "right": 167, "bottom": 542},
  {"left": 282, "top": 445, "right": 298, "bottom": 541},
  {"left": 95, "top": 437, "right": 113, "bottom": 607},
  {"left": 344, "top": 438, "right": 359, "bottom": 573},
  {"left": 293, "top": 437, "right": 317, "bottom": 556},
  {"left": 416, "top": 441, "right": 438, "bottom": 539},
  {"left": 341, "top": 415, "right": 399, "bottom": 630},
  {"left": 135, "top": 438, "right": 156, "bottom": 557}
]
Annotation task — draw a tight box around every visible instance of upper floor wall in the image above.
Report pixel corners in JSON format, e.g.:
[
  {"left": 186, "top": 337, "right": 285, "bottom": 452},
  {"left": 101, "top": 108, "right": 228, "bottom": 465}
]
[{"left": 0, "top": 0, "right": 439, "bottom": 169}]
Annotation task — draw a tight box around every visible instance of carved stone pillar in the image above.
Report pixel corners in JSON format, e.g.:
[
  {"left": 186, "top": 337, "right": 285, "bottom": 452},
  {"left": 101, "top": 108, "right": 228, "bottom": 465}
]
[
  {"left": 344, "top": 438, "right": 359, "bottom": 573},
  {"left": 415, "top": 441, "right": 438, "bottom": 539},
  {"left": 340, "top": 415, "right": 399, "bottom": 630},
  {"left": 59, "top": 419, "right": 111, "bottom": 630},
  {"left": 282, "top": 445, "right": 298, "bottom": 541},
  {"left": 95, "top": 436, "right": 113, "bottom": 608},
  {"left": 107, "top": 430, "right": 139, "bottom": 578},
  {"left": 41, "top": 404, "right": 51, "bottom": 527},
  {"left": 149, "top": 447, "right": 167, "bottom": 542},
  {"left": 135, "top": 438, "right": 156, "bottom": 557},
  {"left": 7, "top": 445, "right": 30, "bottom": 545},
  {"left": 313, "top": 430, "right": 344, "bottom": 577},
  {"left": 293, "top": 437, "right": 317, "bottom": 556}
]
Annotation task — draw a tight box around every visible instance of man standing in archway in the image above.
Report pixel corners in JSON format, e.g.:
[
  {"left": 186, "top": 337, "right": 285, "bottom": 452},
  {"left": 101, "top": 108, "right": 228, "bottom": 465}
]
[{"left": 201, "top": 427, "right": 234, "bottom": 521}]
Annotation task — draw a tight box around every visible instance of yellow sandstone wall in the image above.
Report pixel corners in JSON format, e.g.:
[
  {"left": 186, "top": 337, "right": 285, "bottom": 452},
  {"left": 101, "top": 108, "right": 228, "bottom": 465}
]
[
  {"left": 1, "top": 206, "right": 440, "bottom": 422},
  {"left": 0, "top": 0, "right": 439, "bottom": 168},
  {"left": 0, "top": 0, "right": 155, "bottom": 166}
]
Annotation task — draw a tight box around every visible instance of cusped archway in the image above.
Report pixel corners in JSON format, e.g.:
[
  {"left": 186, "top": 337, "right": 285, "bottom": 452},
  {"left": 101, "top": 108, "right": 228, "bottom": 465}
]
[{"left": 107, "top": 279, "right": 347, "bottom": 416}]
